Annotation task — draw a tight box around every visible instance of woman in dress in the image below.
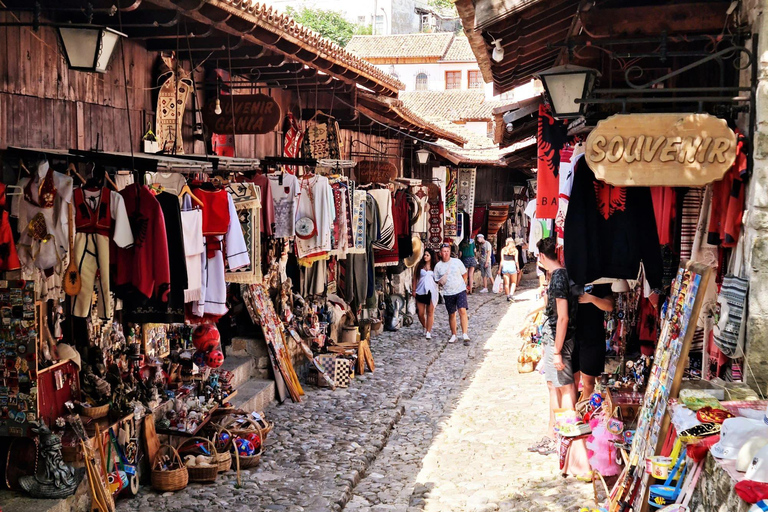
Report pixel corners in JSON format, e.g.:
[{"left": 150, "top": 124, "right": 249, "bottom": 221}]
[
  {"left": 500, "top": 237, "right": 519, "bottom": 301},
  {"left": 412, "top": 249, "right": 438, "bottom": 340}
]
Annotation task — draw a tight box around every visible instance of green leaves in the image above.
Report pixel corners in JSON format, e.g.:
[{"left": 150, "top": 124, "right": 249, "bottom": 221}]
[{"left": 286, "top": 6, "right": 362, "bottom": 47}]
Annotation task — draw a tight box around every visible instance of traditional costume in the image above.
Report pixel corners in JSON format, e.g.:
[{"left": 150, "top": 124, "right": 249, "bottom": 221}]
[{"left": 71, "top": 187, "right": 133, "bottom": 318}]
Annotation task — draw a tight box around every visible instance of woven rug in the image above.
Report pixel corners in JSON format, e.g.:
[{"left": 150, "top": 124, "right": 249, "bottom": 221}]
[
  {"left": 427, "top": 184, "right": 444, "bottom": 249},
  {"left": 457, "top": 168, "right": 476, "bottom": 224},
  {"left": 473, "top": 207, "right": 487, "bottom": 238},
  {"left": 487, "top": 204, "right": 509, "bottom": 236},
  {"left": 444, "top": 168, "right": 458, "bottom": 237}
]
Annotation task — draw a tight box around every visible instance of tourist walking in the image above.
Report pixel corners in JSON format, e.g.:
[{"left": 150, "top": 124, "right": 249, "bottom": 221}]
[
  {"left": 475, "top": 234, "right": 494, "bottom": 293},
  {"left": 500, "top": 237, "right": 519, "bottom": 301},
  {"left": 459, "top": 236, "right": 476, "bottom": 294},
  {"left": 412, "top": 248, "right": 438, "bottom": 340},
  {"left": 434, "top": 243, "right": 471, "bottom": 345}
]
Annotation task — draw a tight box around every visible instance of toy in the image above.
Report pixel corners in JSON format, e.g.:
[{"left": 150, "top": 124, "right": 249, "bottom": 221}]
[
  {"left": 192, "top": 324, "right": 220, "bottom": 352},
  {"left": 193, "top": 351, "right": 207, "bottom": 368},
  {"left": 205, "top": 350, "right": 224, "bottom": 369},
  {"left": 234, "top": 438, "right": 255, "bottom": 456}
]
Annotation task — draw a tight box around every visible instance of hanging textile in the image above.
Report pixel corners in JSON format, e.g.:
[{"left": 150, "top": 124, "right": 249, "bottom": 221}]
[
  {"left": 487, "top": 204, "right": 509, "bottom": 237},
  {"left": 330, "top": 181, "right": 350, "bottom": 257},
  {"left": 374, "top": 189, "right": 409, "bottom": 267},
  {"left": 181, "top": 198, "right": 204, "bottom": 302},
  {"left": 225, "top": 182, "right": 262, "bottom": 284},
  {"left": 708, "top": 132, "right": 747, "bottom": 247},
  {"left": 350, "top": 189, "right": 367, "bottom": 254},
  {"left": 536, "top": 104, "right": 569, "bottom": 219},
  {"left": 650, "top": 186, "right": 677, "bottom": 247},
  {"left": 369, "top": 189, "right": 395, "bottom": 252},
  {"left": 302, "top": 117, "right": 341, "bottom": 175},
  {"left": 211, "top": 69, "right": 235, "bottom": 157},
  {"left": 295, "top": 175, "right": 335, "bottom": 263},
  {"left": 283, "top": 113, "right": 304, "bottom": 174},
  {"left": 267, "top": 172, "right": 298, "bottom": 238},
  {"left": 554, "top": 146, "right": 577, "bottom": 245},
  {"left": 692, "top": 185, "right": 719, "bottom": 268},
  {"left": 156, "top": 55, "right": 193, "bottom": 155},
  {"left": 443, "top": 168, "right": 458, "bottom": 237},
  {"left": 426, "top": 184, "right": 444, "bottom": 250},
  {"left": 457, "top": 168, "right": 477, "bottom": 229},
  {"left": 250, "top": 174, "right": 274, "bottom": 236},
  {"left": 680, "top": 187, "right": 704, "bottom": 262},
  {"left": 472, "top": 206, "right": 486, "bottom": 239}
]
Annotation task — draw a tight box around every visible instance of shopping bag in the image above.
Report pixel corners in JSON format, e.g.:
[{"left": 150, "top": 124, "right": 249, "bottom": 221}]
[{"left": 492, "top": 274, "right": 502, "bottom": 294}]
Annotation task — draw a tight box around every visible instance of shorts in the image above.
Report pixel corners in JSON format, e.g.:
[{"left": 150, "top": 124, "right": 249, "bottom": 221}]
[
  {"left": 501, "top": 261, "right": 518, "bottom": 275},
  {"left": 415, "top": 292, "right": 432, "bottom": 306},
  {"left": 443, "top": 291, "right": 468, "bottom": 315},
  {"left": 543, "top": 338, "right": 575, "bottom": 387},
  {"left": 577, "top": 339, "right": 606, "bottom": 378},
  {"left": 462, "top": 256, "right": 477, "bottom": 268},
  {"left": 478, "top": 263, "right": 493, "bottom": 279}
]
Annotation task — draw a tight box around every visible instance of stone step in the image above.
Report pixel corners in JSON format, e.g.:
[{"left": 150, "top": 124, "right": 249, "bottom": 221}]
[
  {"left": 219, "top": 355, "right": 256, "bottom": 390},
  {"left": 230, "top": 336, "right": 269, "bottom": 359},
  {"left": 229, "top": 378, "right": 275, "bottom": 413}
]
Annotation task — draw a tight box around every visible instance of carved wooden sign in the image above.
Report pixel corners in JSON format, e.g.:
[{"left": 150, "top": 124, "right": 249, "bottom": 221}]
[
  {"left": 585, "top": 113, "right": 737, "bottom": 186},
  {"left": 202, "top": 94, "right": 281, "bottom": 135},
  {"left": 355, "top": 160, "right": 398, "bottom": 184}
]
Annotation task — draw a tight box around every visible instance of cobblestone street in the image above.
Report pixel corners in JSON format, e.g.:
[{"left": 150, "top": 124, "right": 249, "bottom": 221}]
[{"left": 122, "top": 275, "right": 594, "bottom": 512}]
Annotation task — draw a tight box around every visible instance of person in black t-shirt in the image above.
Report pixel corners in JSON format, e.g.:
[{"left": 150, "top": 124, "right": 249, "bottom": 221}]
[{"left": 575, "top": 284, "right": 615, "bottom": 400}]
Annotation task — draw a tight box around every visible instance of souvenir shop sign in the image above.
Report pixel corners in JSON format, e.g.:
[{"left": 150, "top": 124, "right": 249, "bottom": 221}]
[
  {"left": 355, "top": 160, "right": 398, "bottom": 185},
  {"left": 202, "top": 94, "right": 281, "bottom": 135},
  {"left": 585, "top": 113, "right": 737, "bottom": 187}
]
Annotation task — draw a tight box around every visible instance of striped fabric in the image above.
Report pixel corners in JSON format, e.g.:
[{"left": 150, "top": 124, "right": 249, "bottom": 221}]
[
  {"left": 487, "top": 205, "right": 509, "bottom": 236},
  {"left": 713, "top": 275, "right": 749, "bottom": 357},
  {"left": 369, "top": 189, "right": 395, "bottom": 251},
  {"left": 680, "top": 187, "right": 704, "bottom": 261}
]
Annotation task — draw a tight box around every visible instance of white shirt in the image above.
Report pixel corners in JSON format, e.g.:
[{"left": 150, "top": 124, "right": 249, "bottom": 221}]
[
  {"left": 267, "top": 173, "right": 299, "bottom": 238},
  {"left": 434, "top": 258, "right": 467, "bottom": 296},
  {"left": 81, "top": 189, "right": 134, "bottom": 247}
]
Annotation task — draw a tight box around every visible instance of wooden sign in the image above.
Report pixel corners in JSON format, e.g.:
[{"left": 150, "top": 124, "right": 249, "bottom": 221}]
[
  {"left": 355, "top": 160, "right": 398, "bottom": 184},
  {"left": 585, "top": 113, "right": 737, "bottom": 186},
  {"left": 202, "top": 94, "right": 281, "bottom": 135}
]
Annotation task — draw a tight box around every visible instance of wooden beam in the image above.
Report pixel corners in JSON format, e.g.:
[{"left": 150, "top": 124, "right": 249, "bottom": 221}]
[{"left": 580, "top": 2, "right": 730, "bottom": 37}]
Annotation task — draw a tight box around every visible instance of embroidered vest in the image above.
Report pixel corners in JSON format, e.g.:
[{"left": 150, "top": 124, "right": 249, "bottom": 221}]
[
  {"left": 24, "top": 168, "right": 57, "bottom": 208},
  {"left": 74, "top": 188, "right": 112, "bottom": 236}
]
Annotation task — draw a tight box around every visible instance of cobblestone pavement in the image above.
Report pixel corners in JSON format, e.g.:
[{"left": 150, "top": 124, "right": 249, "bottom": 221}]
[{"left": 121, "top": 275, "right": 594, "bottom": 512}]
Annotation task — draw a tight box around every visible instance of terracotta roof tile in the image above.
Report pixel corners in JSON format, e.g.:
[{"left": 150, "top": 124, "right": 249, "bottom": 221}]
[
  {"left": 346, "top": 33, "right": 455, "bottom": 60},
  {"left": 400, "top": 90, "right": 504, "bottom": 122},
  {"left": 442, "top": 36, "right": 476, "bottom": 62}
]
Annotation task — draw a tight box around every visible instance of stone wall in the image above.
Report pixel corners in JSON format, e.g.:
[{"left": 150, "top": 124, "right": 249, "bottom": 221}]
[{"left": 690, "top": 456, "right": 750, "bottom": 512}]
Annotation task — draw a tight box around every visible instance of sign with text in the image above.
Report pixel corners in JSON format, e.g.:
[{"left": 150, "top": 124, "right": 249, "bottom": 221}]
[
  {"left": 355, "top": 160, "right": 398, "bottom": 184},
  {"left": 202, "top": 94, "right": 281, "bottom": 135},
  {"left": 585, "top": 113, "right": 737, "bottom": 186}
]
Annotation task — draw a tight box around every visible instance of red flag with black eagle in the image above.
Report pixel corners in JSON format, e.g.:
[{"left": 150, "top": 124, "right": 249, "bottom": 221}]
[{"left": 536, "top": 104, "right": 568, "bottom": 219}]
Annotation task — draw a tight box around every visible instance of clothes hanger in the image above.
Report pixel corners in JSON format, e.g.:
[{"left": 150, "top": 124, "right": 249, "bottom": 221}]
[
  {"left": 18, "top": 159, "right": 30, "bottom": 175},
  {"left": 66, "top": 163, "right": 87, "bottom": 184},
  {"left": 178, "top": 183, "right": 204, "bottom": 207}
]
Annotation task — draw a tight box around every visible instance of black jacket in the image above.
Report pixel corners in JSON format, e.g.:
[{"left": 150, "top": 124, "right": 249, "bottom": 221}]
[{"left": 564, "top": 158, "right": 663, "bottom": 289}]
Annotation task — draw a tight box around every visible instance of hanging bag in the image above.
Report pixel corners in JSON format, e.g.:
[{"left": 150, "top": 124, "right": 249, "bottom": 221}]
[{"left": 492, "top": 274, "right": 503, "bottom": 294}]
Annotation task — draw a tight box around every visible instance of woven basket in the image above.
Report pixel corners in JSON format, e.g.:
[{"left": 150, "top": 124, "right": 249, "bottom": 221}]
[
  {"left": 218, "top": 414, "right": 266, "bottom": 440},
  {"left": 178, "top": 437, "right": 219, "bottom": 483},
  {"left": 233, "top": 445, "right": 263, "bottom": 469},
  {"left": 151, "top": 445, "right": 188, "bottom": 492},
  {"left": 210, "top": 427, "right": 233, "bottom": 473},
  {"left": 80, "top": 403, "right": 109, "bottom": 419}
]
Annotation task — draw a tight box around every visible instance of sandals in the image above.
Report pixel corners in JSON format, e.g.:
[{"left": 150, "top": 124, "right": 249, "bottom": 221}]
[
  {"left": 575, "top": 471, "right": 594, "bottom": 483},
  {"left": 527, "top": 436, "right": 552, "bottom": 453}
]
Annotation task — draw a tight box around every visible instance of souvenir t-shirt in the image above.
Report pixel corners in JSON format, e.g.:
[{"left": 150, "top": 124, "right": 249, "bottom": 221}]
[
  {"left": 545, "top": 268, "right": 577, "bottom": 342},
  {"left": 267, "top": 172, "right": 298, "bottom": 238},
  {"left": 145, "top": 172, "right": 187, "bottom": 195},
  {"left": 575, "top": 284, "right": 612, "bottom": 346},
  {"left": 434, "top": 257, "right": 467, "bottom": 297}
]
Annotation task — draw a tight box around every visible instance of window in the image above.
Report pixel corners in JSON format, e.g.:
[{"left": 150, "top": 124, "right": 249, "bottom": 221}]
[
  {"left": 375, "top": 14, "right": 385, "bottom": 34},
  {"left": 468, "top": 70, "right": 483, "bottom": 89},
  {"left": 415, "top": 73, "right": 429, "bottom": 91},
  {"left": 445, "top": 71, "right": 461, "bottom": 90}
]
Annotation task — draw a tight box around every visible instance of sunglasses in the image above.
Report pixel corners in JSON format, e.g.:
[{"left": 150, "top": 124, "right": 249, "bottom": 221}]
[{"left": 440, "top": 243, "right": 450, "bottom": 248}]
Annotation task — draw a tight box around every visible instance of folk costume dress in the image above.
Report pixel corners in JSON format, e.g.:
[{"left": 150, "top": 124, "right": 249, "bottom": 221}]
[
  {"left": 190, "top": 187, "right": 250, "bottom": 320},
  {"left": 294, "top": 175, "right": 334, "bottom": 264},
  {"left": 71, "top": 187, "right": 133, "bottom": 319},
  {"left": 0, "top": 185, "right": 20, "bottom": 272}
]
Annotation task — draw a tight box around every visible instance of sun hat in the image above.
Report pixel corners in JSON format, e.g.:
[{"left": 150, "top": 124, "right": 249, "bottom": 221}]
[
  {"left": 746, "top": 444, "right": 768, "bottom": 483},
  {"left": 403, "top": 236, "right": 424, "bottom": 268},
  {"left": 739, "top": 438, "right": 768, "bottom": 472},
  {"left": 711, "top": 418, "right": 768, "bottom": 460}
]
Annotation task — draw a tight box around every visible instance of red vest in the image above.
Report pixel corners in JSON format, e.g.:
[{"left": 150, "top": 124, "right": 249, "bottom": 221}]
[
  {"left": 74, "top": 188, "right": 112, "bottom": 237},
  {"left": 196, "top": 188, "right": 230, "bottom": 236}
]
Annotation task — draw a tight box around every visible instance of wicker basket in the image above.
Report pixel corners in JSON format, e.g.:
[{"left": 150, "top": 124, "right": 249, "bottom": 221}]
[
  {"left": 214, "top": 409, "right": 273, "bottom": 440},
  {"left": 151, "top": 445, "right": 189, "bottom": 492},
  {"left": 178, "top": 437, "right": 219, "bottom": 483},
  {"left": 210, "top": 427, "right": 233, "bottom": 473},
  {"left": 233, "top": 445, "right": 263, "bottom": 469},
  {"left": 80, "top": 403, "right": 109, "bottom": 419}
]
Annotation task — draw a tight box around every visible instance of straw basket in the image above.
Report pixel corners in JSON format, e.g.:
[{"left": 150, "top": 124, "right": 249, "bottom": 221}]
[
  {"left": 80, "top": 403, "right": 109, "bottom": 419},
  {"left": 233, "top": 445, "right": 263, "bottom": 469},
  {"left": 218, "top": 414, "right": 269, "bottom": 440},
  {"left": 209, "top": 427, "right": 233, "bottom": 473},
  {"left": 151, "top": 445, "right": 188, "bottom": 492},
  {"left": 178, "top": 437, "right": 219, "bottom": 483}
]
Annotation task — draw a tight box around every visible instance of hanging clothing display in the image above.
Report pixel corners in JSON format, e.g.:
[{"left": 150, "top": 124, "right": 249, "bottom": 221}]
[
  {"left": 225, "top": 182, "right": 262, "bottom": 284},
  {"left": 650, "top": 187, "right": 677, "bottom": 247},
  {"left": 472, "top": 206, "right": 486, "bottom": 239},
  {"left": 554, "top": 146, "right": 577, "bottom": 245},
  {"left": 330, "top": 180, "right": 350, "bottom": 257},
  {"left": 294, "top": 175, "right": 335, "bottom": 263},
  {"left": 708, "top": 132, "right": 747, "bottom": 247},
  {"left": 267, "top": 172, "right": 298, "bottom": 238},
  {"left": 410, "top": 184, "right": 430, "bottom": 233},
  {"left": 426, "top": 184, "right": 444, "bottom": 250},
  {"left": 302, "top": 117, "right": 340, "bottom": 175},
  {"left": 181, "top": 198, "right": 204, "bottom": 302},
  {"left": 250, "top": 173, "right": 275, "bottom": 236},
  {"left": 155, "top": 55, "right": 193, "bottom": 155},
  {"left": 456, "top": 168, "right": 477, "bottom": 229},
  {"left": 114, "top": 184, "right": 171, "bottom": 307},
  {"left": 283, "top": 112, "right": 304, "bottom": 174},
  {"left": 373, "top": 189, "right": 409, "bottom": 267},
  {"left": 350, "top": 189, "right": 367, "bottom": 254},
  {"left": 536, "top": 104, "right": 569, "bottom": 219},
  {"left": 369, "top": 188, "right": 395, "bottom": 252},
  {"left": 680, "top": 187, "right": 704, "bottom": 262},
  {"left": 443, "top": 169, "right": 458, "bottom": 237},
  {"left": 564, "top": 158, "right": 664, "bottom": 289},
  {"left": 145, "top": 172, "right": 187, "bottom": 195},
  {"left": 71, "top": 187, "right": 133, "bottom": 319},
  {"left": 487, "top": 204, "right": 509, "bottom": 238},
  {"left": 691, "top": 184, "right": 719, "bottom": 268},
  {"left": 125, "top": 190, "right": 187, "bottom": 323},
  {"left": 190, "top": 188, "right": 250, "bottom": 320}
]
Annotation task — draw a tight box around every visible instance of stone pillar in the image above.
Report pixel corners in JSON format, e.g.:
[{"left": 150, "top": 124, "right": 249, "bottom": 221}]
[{"left": 745, "top": 1, "right": 768, "bottom": 393}]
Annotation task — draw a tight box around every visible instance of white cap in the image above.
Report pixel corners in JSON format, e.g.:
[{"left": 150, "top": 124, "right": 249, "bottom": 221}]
[
  {"left": 747, "top": 445, "right": 768, "bottom": 483},
  {"left": 739, "top": 438, "right": 768, "bottom": 472},
  {"left": 748, "top": 500, "right": 768, "bottom": 512},
  {"left": 711, "top": 418, "right": 768, "bottom": 460}
]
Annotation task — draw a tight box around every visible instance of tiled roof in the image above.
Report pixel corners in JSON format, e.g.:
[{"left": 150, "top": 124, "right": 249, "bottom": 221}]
[
  {"left": 210, "top": 0, "right": 405, "bottom": 92},
  {"left": 442, "top": 36, "right": 476, "bottom": 62},
  {"left": 401, "top": 91, "right": 504, "bottom": 122},
  {"left": 431, "top": 121, "right": 534, "bottom": 166},
  {"left": 346, "top": 33, "right": 455, "bottom": 60}
]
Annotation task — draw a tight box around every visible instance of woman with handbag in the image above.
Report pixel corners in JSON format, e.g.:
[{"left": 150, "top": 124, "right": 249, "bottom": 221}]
[
  {"left": 412, "top": 249, "right": 438, "bottom": 340},
  {"left": 500, "top": 237, "right": 519, "bottom": 301}
]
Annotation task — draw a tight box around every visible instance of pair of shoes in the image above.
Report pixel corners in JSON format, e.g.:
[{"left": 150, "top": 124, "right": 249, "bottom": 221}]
[
  {"left": 506, "top": 295, "right": 512, "bottom": 302},
  {"left": 448, "top": 334, "right": 457, "bottom": 344},
  {"left": 462, "top": 333, "right": 470, "bottom": 346},
  {"left": 575, "top": 471, "right": 594, "bottom": 483},
  {"left": 479, "top": 288, "right": 489, "bottom": 294},
  {"left": 425, "top": 331, "right": 432, "bottom": 340},
  {"left": 538, "top": 438, "right": 557, "bottom": 455},
  {"left": 527, "top": 437, "right": 552, "bottom": 452}
]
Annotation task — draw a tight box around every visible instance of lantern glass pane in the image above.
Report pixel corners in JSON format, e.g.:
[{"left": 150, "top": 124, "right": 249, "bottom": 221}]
[
  {"left": 544, "top": 72, "right": 587, "bottom": 117},
  {"left": 96, "top": 29, "right": 121, "bottom": 73},
  {"left": 58, "top": 27, "right": 99, "bottom": 69}
]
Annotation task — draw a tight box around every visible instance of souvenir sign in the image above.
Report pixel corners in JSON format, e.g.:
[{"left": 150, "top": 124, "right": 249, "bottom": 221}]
[
  {"left": 355, "top": 160, "right": 398, "bottom": 185},
  {"left": 585, "top": 113, "right": 737, "bottom": 186},
  {"left": 202, "top": 94, "right": 282, "bottom": 135}
]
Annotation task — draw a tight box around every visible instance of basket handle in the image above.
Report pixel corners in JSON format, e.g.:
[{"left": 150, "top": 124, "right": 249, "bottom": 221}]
[
  {"left": 152, "top": 444, "right": 183, "bottom": 470},
  {"left": 177, "top": 436, "right": 219, "bottom": 459},
  {"left": 210, "top": 426, "right": 234, "bottom": 452}
]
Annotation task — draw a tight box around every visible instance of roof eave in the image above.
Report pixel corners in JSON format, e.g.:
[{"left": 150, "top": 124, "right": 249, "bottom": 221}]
[{"left": 454, "top": 0, "right": 495, "bottom": 84}]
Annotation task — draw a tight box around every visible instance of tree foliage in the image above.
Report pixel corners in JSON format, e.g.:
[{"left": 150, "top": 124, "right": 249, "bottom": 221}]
[{"left": 285, "top": 6, "right": 360, "bottom": 47}]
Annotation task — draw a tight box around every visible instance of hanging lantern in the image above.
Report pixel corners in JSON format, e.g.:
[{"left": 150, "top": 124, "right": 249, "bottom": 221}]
[
  {"left": 536, "top": 65, "right": 600, "bottom": 119},
  {"left": 57, "top": 25, "right": 126, "bottom": 73},
  {"left": 415, "top": 148, "right": 431, "bottom": 165}
]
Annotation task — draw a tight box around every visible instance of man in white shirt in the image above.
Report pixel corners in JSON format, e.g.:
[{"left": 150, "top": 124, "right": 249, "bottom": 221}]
[{"left": 434, "top": 243, "right": 471, "bottom": 345}]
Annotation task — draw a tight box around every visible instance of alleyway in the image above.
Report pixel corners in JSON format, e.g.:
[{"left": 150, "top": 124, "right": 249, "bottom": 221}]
[{"left": 123, "top": 274, "right": 594, "bottom": 512}]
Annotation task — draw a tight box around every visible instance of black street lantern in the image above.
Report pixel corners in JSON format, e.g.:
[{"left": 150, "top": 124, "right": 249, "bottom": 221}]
[
  {"left": 536, "top": 65, "right": 600, "bottom": 119},
  {"left": 57, "top": 25, "right": 126, "bottom": 73}
]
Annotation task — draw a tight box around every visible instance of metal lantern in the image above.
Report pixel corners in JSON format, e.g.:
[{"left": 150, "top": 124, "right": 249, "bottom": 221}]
[
  {"left": 415, "top": 148, "right": 431, "bottom": 164},
  {"left": 57, "top": 25, "right": 126, "bottom": 73},
  {"left": 536, "top": 65, "right": 600, "bottom": 119}
]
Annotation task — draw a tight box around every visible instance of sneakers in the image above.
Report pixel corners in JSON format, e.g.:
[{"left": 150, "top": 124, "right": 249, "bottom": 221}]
[
  {"left": 479, "top": 288, "right": 489, "bottom": 294},
  {"left": 425, "top": 331, "right": 432, "bottom": 340},
  {"left": 448, "top": 334, "right": 457, "bottom": 343},
  {"left": 462, "top": 333, "right": 470, "bottom": 346}
]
